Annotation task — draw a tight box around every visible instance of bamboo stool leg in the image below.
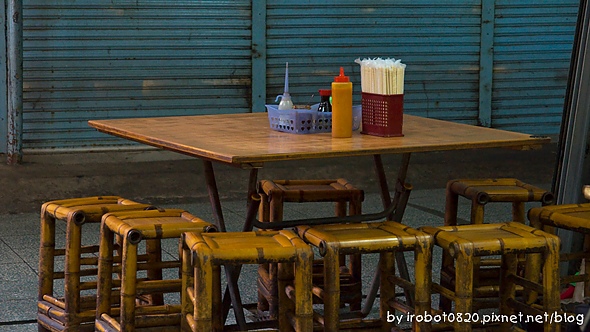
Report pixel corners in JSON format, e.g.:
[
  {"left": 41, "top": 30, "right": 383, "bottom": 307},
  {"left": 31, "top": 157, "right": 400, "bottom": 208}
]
[
  {"left": 180, "top": 242, "right": 193, "bottom": 332},
  {"left": 292, "top": 251, "right": 314, "bottom": 332},
  {"left": 120, "top": 237, "right": 138, "bottom": 332},
  {"left": 499, "top": 253, "right": 518, "bottom": 331},
  {"left": 454, "top": 251, "right": 475, "bottom": 332},
  {"left": 322, "top": 243, "right": 341, "bottom": 332}
]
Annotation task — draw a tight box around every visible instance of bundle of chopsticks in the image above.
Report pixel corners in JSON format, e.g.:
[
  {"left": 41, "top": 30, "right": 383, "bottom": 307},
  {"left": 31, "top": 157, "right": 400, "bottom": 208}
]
[{"left": 355, "top": 58, "right": 406, "bottom": 95}]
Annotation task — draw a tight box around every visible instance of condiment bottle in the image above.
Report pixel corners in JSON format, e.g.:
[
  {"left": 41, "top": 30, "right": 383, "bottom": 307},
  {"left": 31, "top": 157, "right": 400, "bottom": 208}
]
[
  {"left": 275, "top": 62, "right": 294, "bottom": 110},
  {"left": 331, "top": 67, "right": 353, "bottom": 138},
  {"left": 317, "top": 89, "right": 332, "bottom": 112}
]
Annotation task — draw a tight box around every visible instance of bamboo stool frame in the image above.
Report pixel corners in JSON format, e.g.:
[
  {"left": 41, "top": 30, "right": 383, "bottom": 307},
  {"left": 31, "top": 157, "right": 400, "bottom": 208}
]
[
  {"left": 441, "top": 178, "right": 553, "bottom": 311},
  {"left": 421, "top": 222, "right": 561, "bottom": 332},
  {"left": 528, "top": 202, "right": 590, "bottom": 298},
  {"left": 94, "top": 209, "right": 216, "bottom": 332},
  {"left": 181, "top": 230, "right": 314, "bottom": 332},
  {"left": 256, "top": 178, "right": 365, "bottom": 320},
  {"left": 37, "top": 196, "right": 154, "bottom": 332},
  {"left": 296, "top": 221, "right": 433, "bottom": 332},
  {"left": 445, "top": 178, "right": 554, "bottom": 226}
]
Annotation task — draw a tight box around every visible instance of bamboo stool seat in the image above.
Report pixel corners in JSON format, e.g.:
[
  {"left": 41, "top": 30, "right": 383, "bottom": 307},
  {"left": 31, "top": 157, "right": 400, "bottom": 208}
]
[
  {"left": 442, "top": 178, "right": 553, "bottom": 311},
  {"left": 37, "top": 196, "right": 155, "bottom": 332},
  {"left": 296, "top": 221, "right": 433, "bottom": 332},
  {"left": 420, "top": 222, "right": 560, "bottom": 332},
  {"left": 257, "top": 178, "right": 364, "bottom": 320},
  {"left": 95, "top": 209, "right": 216, "bottom": 332},
  {"left": 529, "top": 202, "right": 590, "bottom": 299},
  {"left": 181, "top": 230, "right": 313, "bottom": 332}
]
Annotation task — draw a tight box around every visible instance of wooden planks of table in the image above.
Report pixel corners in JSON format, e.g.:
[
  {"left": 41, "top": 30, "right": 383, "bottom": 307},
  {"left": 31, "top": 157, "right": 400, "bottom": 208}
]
[{"left": 89, "top": 112, "right": 550, "bottom": 329}]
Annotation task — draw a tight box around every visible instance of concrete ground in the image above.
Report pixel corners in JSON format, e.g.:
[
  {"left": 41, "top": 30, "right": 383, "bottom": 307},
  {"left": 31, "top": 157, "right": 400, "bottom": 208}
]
[{"left": 0, "top": 143, "right": 557, "bottom": 331}]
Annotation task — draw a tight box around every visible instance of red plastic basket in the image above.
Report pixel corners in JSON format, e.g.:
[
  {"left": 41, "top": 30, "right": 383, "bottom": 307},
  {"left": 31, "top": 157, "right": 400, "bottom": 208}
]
[{"left": 361, "top": 92, "right": 404, "bottom": 137}]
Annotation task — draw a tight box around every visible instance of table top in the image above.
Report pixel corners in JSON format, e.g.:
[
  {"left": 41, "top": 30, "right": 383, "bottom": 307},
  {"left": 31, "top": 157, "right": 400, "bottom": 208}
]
[{"left": 88, "top": 113, "right": 550, "bottom": 167}]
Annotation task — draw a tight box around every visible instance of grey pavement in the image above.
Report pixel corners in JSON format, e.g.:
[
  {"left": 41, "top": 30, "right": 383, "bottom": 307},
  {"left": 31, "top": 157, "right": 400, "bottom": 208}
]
[{"left": 0, "top": 143, "right": 556, "bottom": 330}]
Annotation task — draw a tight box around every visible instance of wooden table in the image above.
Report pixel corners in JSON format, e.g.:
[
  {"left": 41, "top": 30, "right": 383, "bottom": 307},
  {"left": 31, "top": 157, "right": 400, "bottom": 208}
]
[
  {"left": 89, "top": 112, "right": 548, "bottom": 229},
  {"left": 89, "top": 112, "right": 549, "bottom": 328}
]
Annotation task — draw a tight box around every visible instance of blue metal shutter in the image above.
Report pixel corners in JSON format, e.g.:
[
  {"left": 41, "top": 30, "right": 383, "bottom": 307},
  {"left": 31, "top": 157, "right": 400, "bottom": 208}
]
[
  {"left": 22, "top": 0, "right": 252, "bottom": 150},
  {"left": 18, "top": 0, "right": 580, "bottom": 151},
  {"left": 492, "top": 0, "right": 578, "bottom": 135},
  {"left": 266, "top": 0, "right": 483, "bottom": 122}
]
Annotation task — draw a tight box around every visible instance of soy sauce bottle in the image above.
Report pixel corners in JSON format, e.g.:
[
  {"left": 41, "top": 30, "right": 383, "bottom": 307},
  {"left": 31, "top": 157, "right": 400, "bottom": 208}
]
[{"left": 317, "top": 89, "right": 332, "bottom": 113}]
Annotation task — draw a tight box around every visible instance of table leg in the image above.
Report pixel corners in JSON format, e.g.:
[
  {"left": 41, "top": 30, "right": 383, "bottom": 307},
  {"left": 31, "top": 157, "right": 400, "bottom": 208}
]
[
  {"left": 362, "top": 153, "right": 413, "bottom": 315},
  {"left": 220, "top": 168, "right": 259, "bottom": 321},
  {"left": 203, "top": 161, "right": 259, "bottom": 329},
  {"left": 203, "top": 160, "right": 226, "bottom": 232},
  {"left": 247, "top": 168, "right": 259, "bottom": 209}
]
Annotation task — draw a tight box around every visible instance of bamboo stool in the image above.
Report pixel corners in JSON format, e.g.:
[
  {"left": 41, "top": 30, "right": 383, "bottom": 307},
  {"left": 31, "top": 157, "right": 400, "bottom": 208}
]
[
  {"left": 94, "top": 209, "right": 216, "bottom": 332},
  {"left": 37, "top": 196, "right": 155, "bottom": 332},
  {"left": 181, "top": 230, "right": 313, "bottom": 332},
  {"left": 257, "top": 178, "right": 364, "bottom": 320},
  {"left": 421, "top": 222, "right": 560, "bottom": 332},
  {"left": 529, "top": 202, "right": 590, "bottom": 299},
  {"left": 296, "top": 221, "right": 433, "bottom": 332},
  {"left": 442, "top": 178, "right": 553, "bottom": 310},
  {"left": 445, "top": 178, "right": 554, "bottom": 226}
]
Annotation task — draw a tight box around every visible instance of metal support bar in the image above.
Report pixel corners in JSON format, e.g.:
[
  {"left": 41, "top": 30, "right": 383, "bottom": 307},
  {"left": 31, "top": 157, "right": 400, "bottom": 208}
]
[
  {"left": 0, "top": 2, "right": 7, "bottom": 154},
  {"left": 6, "top": 0, "right": 23, "bottom": 164}
]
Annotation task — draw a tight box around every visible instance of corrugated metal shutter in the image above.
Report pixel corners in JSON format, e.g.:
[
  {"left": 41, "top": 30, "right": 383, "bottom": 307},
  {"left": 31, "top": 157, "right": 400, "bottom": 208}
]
[
  {"left": 17, "top": 0, "right": 579, "bottom": 151},
  {"left": 22, "top": 0, "right": 252, "bottom": 150},
  {"left": 266, "top": 0, "right": 483, "bottom": 123},
  {"left": 492, "top": 0, "right": 578, "bottom": 135}
]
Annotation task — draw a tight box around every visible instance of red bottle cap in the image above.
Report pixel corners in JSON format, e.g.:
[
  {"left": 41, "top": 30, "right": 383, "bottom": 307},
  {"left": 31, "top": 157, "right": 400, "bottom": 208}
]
[
  {"left": 319, "top": 89, "right": 332, "bottom": 96},
  {"left": 334, "top": 67, "right": 350, "bottom": 82}
]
